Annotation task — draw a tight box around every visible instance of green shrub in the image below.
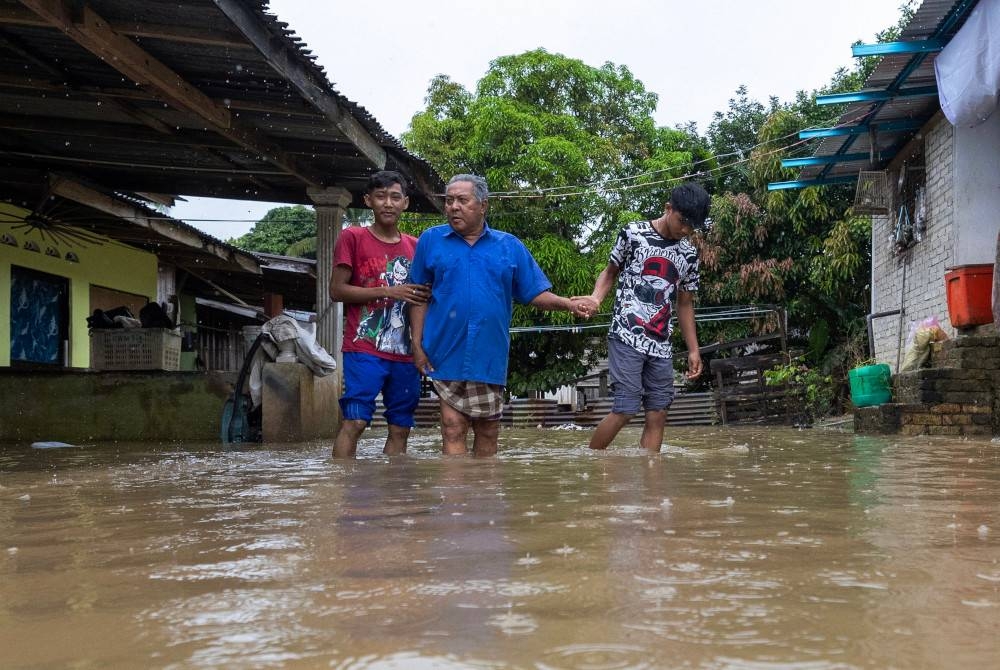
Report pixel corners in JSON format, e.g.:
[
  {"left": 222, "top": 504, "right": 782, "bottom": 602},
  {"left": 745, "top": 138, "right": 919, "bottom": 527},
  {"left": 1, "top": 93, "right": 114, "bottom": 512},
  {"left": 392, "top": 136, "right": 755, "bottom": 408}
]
[{"left": 764, "top": 359, "right": 835, "bottom": 424}]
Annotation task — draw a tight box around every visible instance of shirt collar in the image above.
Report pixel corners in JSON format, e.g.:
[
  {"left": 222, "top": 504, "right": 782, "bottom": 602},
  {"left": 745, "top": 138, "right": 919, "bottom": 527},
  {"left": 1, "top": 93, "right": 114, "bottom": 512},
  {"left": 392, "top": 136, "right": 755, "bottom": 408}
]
[{"left": 443, "top": 219, "right": 491, "bottom": 240}]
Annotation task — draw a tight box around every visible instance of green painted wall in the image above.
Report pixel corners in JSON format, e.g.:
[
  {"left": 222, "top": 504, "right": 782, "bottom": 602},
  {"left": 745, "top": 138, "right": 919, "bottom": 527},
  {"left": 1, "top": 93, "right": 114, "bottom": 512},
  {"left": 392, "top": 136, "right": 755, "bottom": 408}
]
[
  {"left": 1, "top": 203, "right": 158, "bottom": 368},
  {"left": 0, "top": 371, "right": 234, "bottom": 443}
]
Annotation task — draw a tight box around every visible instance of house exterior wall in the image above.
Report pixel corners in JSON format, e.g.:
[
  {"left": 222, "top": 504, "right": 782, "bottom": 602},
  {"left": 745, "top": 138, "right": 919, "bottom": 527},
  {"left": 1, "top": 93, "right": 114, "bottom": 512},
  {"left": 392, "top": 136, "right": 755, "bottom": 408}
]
[
  {"left": 953, "top": 114, "right": 1000, "bottom": 265},
  {"left": 0, "top": 203, "right": 158, "bottom": 368},
  {"left": 871, "top": 116, "right": 955, "bottom": 370}
]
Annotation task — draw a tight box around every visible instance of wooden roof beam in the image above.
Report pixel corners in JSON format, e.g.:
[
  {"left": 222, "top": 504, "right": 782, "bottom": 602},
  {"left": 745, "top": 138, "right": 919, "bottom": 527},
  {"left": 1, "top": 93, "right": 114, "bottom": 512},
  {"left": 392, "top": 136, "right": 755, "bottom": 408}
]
[
  {"left": 18, "top": 0, "right": 326, "bottom": 186},
  {"left": 0, "top": 32, "right": 175, "bottom": 134},
  {"left": 47, "top": 174, "right": 261, "bottom": 274},
  {"left": 213, "top": 0, "right": 387, "bottom": 171},
  {"left": 0, "top": 5, "right": 253, "bottom": 48},
  {"left": 19, "top": 0, "right": 231, "bottom": 128}
]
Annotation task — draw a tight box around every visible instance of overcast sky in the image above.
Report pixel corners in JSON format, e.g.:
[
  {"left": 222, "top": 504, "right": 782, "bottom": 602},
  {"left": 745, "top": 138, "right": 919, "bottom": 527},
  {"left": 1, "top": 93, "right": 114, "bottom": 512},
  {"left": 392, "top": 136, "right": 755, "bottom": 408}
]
[{"left": 171, "top": 0, "right": 907, "bottom": 239}]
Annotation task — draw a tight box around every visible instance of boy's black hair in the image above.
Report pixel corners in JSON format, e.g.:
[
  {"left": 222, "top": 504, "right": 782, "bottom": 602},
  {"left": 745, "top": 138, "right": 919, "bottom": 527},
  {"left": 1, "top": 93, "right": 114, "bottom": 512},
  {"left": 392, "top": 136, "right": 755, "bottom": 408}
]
[
  {"left": 670, "top": 182, "right": 711, "bottom": 230},
  {"left": 367, "top": 170, "right": 408, "bottom": 195}
]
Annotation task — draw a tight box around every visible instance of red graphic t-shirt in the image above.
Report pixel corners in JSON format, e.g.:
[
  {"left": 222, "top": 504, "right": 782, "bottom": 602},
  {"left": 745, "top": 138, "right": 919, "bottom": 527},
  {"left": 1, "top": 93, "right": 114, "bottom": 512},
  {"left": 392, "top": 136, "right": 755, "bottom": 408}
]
[{"left": 333, "top": 226, "right": 418, "bottom": 362}]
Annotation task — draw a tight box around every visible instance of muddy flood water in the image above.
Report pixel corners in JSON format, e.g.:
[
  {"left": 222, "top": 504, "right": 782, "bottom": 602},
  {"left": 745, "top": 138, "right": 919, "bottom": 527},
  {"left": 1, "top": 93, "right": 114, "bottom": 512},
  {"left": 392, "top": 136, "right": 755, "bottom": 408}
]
[{"left": 2, "top": 426, "right": 999, "bottom": 669}]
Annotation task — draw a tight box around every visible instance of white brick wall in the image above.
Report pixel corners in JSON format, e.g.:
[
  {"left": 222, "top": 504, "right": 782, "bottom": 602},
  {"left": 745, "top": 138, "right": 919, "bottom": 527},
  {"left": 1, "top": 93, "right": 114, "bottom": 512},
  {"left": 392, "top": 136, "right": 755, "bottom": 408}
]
[{"left": 871, "top": 116, "right": 955, "bottom": 371}]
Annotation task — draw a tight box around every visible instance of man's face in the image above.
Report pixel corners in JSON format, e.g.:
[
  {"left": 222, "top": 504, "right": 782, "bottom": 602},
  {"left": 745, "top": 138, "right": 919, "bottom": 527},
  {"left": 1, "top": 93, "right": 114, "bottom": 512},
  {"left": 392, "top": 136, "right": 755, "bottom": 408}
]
[
  {"left": 444, "top": 180, "right": 487, "bottom": 237},
  {"left": 364, "top": 182, "right": 408, "bottom": 227},
  {"left": 663, "top": 203, "right": 695, "bottom": 239}
]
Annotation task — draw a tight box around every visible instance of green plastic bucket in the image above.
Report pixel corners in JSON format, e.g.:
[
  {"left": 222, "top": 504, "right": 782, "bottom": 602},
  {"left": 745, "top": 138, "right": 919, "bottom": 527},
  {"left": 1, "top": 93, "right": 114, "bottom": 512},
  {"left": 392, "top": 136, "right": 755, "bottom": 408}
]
[{"left": 848, "top": 364, "right": 892, "bottom": 407}]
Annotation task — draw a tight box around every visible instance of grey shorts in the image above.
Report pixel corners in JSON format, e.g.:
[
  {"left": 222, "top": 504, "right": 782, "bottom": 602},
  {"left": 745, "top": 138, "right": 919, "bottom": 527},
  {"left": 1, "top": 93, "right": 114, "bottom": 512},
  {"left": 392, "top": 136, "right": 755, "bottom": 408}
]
[{"left": 608, "top": 336, "right": 675, "bottom": 415}]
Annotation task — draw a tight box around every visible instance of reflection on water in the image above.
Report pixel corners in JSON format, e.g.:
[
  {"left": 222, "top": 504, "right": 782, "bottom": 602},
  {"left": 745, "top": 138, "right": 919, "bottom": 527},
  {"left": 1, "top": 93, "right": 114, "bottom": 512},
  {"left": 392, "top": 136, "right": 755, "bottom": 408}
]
[{"left": 1, "top": 427, "right": 998, "bottom": 668}]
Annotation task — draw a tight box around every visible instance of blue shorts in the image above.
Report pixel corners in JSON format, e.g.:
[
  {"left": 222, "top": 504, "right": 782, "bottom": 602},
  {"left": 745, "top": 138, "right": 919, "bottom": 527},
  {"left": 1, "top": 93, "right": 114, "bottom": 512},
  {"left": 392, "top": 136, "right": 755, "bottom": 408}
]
[
  {"left": 339, "top": 352, "right": 421, "bottom": 427},
  {"left": 607, "top": 336, "right": 675, "bottom": 415}
]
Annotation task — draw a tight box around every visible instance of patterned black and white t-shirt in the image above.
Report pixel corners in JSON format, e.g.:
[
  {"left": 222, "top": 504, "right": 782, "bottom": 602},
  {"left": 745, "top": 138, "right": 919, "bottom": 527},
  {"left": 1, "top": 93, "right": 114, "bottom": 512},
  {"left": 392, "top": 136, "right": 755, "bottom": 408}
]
[{"left": 607, "top": 220, "right": 700, "bottom": 359}]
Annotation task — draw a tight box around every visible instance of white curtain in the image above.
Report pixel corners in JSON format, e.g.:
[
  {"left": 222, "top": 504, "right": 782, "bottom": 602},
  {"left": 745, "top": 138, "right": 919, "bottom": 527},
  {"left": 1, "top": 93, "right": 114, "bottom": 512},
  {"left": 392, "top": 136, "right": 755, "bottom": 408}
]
[{"left": 936, "top": 0, "right": 1000, "bottom": 127}]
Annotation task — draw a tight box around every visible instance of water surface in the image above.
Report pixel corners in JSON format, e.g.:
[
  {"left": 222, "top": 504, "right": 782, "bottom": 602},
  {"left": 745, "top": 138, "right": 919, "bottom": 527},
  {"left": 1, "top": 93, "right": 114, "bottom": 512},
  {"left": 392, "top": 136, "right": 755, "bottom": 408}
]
[{"left": 2, "top": 427, "right": 998, "bottom": 668}]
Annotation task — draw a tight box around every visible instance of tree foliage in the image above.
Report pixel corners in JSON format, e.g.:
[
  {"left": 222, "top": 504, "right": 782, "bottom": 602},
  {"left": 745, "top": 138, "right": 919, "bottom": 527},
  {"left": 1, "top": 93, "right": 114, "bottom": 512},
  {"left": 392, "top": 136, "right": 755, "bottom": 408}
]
[
  {"left": 695, "top": 2, "right": 917, "bottom": 403},
  {"left": 230, "top": 205, "right": 316, "bottom": 256},
  {"left": 231, "top": 206, "right": 374, "bottom": 259}
]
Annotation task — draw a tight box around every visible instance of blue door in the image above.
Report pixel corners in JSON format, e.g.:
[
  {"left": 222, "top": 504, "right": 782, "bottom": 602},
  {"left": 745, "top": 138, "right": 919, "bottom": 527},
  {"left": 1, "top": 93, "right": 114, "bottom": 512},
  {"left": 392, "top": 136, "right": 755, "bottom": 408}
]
[{"left": 10, "top": 266, "right": 69, "bottom": 366}]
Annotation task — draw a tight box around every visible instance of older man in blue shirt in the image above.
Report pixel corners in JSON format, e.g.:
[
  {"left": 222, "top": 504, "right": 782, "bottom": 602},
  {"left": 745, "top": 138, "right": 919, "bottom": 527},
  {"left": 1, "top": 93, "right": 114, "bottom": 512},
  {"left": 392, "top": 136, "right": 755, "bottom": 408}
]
[{"left": 409, "top": 174, "right": 592, "bottom": 456}]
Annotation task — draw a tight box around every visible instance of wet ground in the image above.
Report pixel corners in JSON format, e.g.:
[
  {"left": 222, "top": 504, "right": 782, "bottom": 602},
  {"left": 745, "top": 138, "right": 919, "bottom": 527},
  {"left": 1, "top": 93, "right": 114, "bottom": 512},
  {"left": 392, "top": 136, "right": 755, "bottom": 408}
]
[{"left": 1, "top": 426, "right": 999, "bottom": 669}]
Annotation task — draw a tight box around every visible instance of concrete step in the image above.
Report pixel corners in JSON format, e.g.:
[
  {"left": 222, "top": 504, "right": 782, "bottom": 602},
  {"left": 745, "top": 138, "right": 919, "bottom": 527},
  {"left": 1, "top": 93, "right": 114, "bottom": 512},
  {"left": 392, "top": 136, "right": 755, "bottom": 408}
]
[
  {"left": 893, "top": 367, "right": 994, "bottom": 406},
  {"left": 856, "top": 401, "right": 993, "bottom": 437}
]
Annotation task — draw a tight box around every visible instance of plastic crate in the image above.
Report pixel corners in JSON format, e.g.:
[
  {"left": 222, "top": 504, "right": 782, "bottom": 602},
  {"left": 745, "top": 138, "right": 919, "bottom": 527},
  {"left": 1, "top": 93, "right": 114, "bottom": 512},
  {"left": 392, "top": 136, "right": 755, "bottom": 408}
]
[{"left": 90, "top": 328, "right": 181, "bottom": 371}]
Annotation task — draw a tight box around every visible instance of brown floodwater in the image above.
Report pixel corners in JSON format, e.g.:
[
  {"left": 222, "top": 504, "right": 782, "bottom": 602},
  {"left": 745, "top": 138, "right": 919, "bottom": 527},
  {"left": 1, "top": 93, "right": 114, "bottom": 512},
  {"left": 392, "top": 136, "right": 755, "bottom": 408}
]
[{"left": 1, "top": 426, "right": 998, "bottom": 669}]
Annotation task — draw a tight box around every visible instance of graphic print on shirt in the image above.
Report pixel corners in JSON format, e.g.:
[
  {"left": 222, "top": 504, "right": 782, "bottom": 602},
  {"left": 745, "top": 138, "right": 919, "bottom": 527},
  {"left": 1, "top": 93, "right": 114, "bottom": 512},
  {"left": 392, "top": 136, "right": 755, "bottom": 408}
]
[
  {"left": 628, "top": 254, "right": 679, "bottom": 339},
  {"left": 354, "top": 255, "right": 412, "bottom": 355},
  {"left": 609, "top": 221, "right": 699, "bottom": 358}
]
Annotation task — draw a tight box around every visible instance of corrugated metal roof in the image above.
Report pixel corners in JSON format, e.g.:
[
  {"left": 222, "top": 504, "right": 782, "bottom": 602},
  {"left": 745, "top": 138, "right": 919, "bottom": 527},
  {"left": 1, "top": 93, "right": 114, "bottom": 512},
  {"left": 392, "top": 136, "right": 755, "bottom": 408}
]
[
  {"left": 0, "top": 0, "right": 443, "bottom": 211},
  {"left": 0, "top": 0, "right": 447, "bottom": 309},
  {"left": 787, "top": 0, "right": 978, "bottom": 184}
]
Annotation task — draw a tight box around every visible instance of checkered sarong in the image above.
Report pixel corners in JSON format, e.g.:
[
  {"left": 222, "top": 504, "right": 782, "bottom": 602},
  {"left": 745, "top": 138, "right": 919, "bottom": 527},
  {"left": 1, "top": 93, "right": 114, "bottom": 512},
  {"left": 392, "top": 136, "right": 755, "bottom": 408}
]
[{"left": 432, "top": 379, "right": 504, "bottom": 419}]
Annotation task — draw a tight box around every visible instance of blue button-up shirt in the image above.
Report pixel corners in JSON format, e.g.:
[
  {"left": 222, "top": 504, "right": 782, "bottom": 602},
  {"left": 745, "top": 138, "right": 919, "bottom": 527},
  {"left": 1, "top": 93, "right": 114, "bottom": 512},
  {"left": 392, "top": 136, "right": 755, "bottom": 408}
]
[{"left": 409, "top": 222, "right": 552, "bottom": 386}]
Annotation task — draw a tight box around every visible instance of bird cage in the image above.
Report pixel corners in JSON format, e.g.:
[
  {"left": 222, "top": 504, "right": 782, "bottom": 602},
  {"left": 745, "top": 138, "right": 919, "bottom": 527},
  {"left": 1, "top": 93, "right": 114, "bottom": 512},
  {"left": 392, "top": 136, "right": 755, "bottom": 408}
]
[{"left": 853, "top": 171, "right": 891, "bottom": 214}]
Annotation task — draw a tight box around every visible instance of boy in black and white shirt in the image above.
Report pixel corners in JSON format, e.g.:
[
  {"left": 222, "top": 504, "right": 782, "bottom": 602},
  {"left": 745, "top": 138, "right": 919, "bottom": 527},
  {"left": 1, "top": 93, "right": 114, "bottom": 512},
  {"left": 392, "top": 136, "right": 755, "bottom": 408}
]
[{"left": 578, "top": 182, "right": 711, "bottom": 452}]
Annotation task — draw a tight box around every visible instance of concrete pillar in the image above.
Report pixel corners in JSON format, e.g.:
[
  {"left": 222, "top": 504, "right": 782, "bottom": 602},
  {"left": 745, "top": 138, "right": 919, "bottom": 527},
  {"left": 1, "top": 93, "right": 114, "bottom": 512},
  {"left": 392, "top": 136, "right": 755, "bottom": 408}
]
[
  {"left": 260, "top": 362, "right": 341, "bottom": 443},
  {"left": 262, "top": 362, "right": 316, "bottom": 443},
  {"left": 307, "top": 186, "right": 352, "bottom": 365},
  {"left": 313, "top": 373, "right": 342, "bottom": 438}
]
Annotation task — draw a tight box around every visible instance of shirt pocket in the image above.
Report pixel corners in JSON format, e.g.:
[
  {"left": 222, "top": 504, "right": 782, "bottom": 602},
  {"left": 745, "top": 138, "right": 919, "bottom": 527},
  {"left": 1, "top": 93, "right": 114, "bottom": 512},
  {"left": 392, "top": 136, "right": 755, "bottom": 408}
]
[{"left": 432, "top": 256, "right": 462, "bottom": 295}]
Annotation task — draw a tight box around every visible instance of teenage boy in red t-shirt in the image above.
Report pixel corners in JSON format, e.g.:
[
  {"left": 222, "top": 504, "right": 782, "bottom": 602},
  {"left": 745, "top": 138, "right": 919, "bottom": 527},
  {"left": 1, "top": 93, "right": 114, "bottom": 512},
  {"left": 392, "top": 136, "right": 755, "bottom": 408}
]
[{"left": 330, "top": 171, "right": 430, "bottom": 457}]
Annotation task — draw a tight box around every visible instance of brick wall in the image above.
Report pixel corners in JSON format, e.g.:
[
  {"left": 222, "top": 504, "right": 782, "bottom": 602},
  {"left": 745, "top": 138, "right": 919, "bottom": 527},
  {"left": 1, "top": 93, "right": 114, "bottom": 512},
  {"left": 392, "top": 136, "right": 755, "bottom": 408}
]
[
  {"left": 871, "top": 116, "right": 955, "bottom": 370},
  {"left": 855, "top": 334, "right": 998, "bottom": 437}
]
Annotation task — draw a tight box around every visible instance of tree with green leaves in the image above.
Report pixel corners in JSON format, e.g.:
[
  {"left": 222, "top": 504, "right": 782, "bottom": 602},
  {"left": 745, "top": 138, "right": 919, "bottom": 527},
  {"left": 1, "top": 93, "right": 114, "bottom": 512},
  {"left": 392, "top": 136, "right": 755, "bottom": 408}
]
[
  {"left": 403, "top": 49, "right": 710, "bottom": 395},
  {"left": 231, "top": 205, "right": 374, "bottom": 259},
  {"left": 230, "top": 205, "right": 316, "bottom": 256},
  {"left": 695, "top": 1, "right": 917, "bottom": 407}
]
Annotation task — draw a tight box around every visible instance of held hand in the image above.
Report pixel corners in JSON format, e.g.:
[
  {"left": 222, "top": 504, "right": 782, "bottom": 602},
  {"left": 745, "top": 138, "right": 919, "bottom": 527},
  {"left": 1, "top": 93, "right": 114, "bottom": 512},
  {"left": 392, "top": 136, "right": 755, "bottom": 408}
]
[
  {"left": 387, "top": 283, "right": 430, "bottom": 304},
  {"left": 569, "top": 296, "right": 599, "bottom": 319},
  {"left": 412, "top": 347, "right": 434, "bottom": 376},
  {"left": 686, "top": 351, "right": 703, "bottom": 379}
]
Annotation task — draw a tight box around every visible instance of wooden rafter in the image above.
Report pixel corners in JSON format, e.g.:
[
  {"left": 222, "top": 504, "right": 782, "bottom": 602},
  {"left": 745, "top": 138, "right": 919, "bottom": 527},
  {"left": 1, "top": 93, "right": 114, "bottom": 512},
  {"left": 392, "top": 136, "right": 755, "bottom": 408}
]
[
  {"left": 0, "top": 4, "right": 253, "bottom": 48},
  {"left": 0, "top": 32, "right": 175, "bottom": 135},
  {"left": 212, "top": 0, "right": 387, "bottom": 171},
  {"left": 17, "top": 0, "right": 326, "bottom": 187},
  {"left": 19, "top": 0, "right": 231, "bottom": 128},
  {"left": 48, "top": 174, "right": 261, "bottom": 275}
]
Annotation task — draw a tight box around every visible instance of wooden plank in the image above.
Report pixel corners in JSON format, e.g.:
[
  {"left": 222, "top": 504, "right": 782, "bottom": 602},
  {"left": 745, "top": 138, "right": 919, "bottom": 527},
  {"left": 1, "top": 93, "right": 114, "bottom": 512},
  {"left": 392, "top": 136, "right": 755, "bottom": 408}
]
[{"left": 697, "top": 332, "right": 784, "bottom": 356}]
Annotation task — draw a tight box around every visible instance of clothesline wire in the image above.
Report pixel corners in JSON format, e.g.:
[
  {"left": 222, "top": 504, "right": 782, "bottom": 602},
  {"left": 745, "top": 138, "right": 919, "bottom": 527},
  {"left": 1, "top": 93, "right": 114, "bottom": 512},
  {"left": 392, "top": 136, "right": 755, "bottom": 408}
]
[
  {"left": 0, "top": 109, "right": 867, "bottom": 227},
  {"left": 510, "top": 304, "right": 782, "bottom": 333}
]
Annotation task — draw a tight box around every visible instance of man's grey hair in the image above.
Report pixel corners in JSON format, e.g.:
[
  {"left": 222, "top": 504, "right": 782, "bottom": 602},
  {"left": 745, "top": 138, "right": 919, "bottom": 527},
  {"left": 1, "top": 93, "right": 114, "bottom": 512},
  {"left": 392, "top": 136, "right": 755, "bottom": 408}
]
[{"left": 447, "top": 174, "right": 489, "bottom": 202}]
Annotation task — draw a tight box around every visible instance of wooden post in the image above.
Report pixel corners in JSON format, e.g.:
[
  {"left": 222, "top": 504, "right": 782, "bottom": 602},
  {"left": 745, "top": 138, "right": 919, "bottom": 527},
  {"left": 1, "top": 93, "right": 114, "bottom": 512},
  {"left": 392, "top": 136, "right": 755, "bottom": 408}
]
[{"left": 263, "top": 292, "right": 283, "bottom": 318}]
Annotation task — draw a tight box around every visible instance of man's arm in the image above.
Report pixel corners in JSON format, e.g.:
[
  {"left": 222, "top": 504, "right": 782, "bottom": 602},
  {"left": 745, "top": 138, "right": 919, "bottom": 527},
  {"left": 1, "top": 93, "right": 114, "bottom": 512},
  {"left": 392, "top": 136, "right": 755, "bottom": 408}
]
[
  {"left": 409, "top": 302, "right": 432, "bottom": 374},
  {"left": 329, "top": 265, "right": 429, "bottom": 304},
  {"left": 571, "top": 262, "right": 620, "bottom": 315},
  {"left": 589, "top": 262, "right": 620, "bottom": 305},
  {"left": 529, "top": 291, "right": 592, "bottom": 318},
  {"left": 676, "top": 289, "right": 702, "bottom": 379}
]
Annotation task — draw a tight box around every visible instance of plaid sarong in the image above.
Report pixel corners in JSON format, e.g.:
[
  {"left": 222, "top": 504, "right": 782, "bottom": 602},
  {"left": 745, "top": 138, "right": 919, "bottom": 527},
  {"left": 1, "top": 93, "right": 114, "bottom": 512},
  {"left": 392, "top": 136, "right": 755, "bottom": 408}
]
[{"left": 432, "top": 379, "right": 504, "bottom": 419}]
